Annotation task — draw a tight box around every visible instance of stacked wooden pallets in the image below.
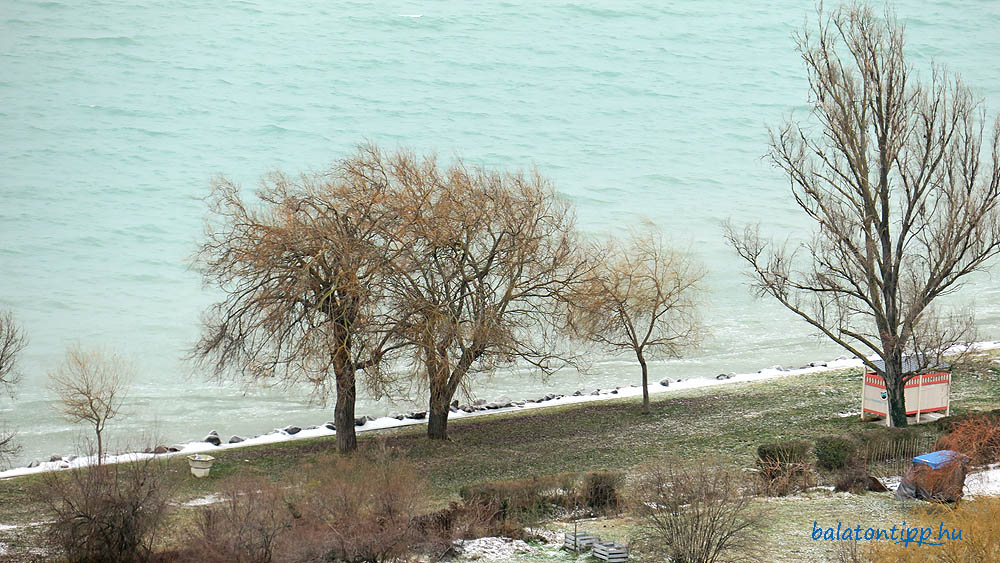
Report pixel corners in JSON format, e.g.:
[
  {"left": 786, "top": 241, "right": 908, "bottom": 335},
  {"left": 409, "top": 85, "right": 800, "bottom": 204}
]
[
  {"left": 563, "top": 532, "right": 629, "bottom": 560},
  {"left": 562, "top": 531, "right": 599, "bottom": 551},
  {"left": 592, "top": 540, "right": 630, "bottom": 562}
]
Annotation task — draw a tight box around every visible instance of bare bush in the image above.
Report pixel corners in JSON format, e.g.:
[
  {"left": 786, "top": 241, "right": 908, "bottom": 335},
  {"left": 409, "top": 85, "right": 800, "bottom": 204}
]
[
  {"left": 289, "top": 448, "right": 429, "bottom": 562},
  {"left": 935, "top": 414, "right": 1000, "bottom": 466},
  {"left": 48, "top": 345, "right": 131, "bottom": 463},
  {"left": 632, "top": 459, "right": 767, "bottom": 563},
  {"left": 834, "top": 538, "right": 872, "bottom": 563},
  {"left": 185, "top": 475, "right": 292, "bottom": 563},
  {"left": 40, "top": 456, "right": 171, "bottom": 563},
  {"left": 756, "top": 441, "right": 814, "bottom": 496}
]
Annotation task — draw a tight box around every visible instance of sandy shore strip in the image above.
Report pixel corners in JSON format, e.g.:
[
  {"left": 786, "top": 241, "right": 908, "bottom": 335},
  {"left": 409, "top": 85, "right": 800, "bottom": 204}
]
[{"left": 3, "top": 341, "right": 998, "bottom": 480}]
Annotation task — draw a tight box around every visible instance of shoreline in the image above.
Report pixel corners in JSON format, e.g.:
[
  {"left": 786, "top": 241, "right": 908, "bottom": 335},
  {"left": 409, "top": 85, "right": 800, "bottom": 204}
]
[{"left": 3, "top": 340, "right": 998, "bottom": 480}]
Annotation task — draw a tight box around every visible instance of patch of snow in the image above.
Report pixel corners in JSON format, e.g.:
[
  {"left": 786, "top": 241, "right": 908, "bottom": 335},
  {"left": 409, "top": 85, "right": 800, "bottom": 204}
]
[
  {"left": 0, "top": 541, "right": 7, "bottom": 555},
  {"left": 455, "top": 537, "right": 533, "bottom": 560},
  {"left": 180, "top": 494, "right": 223, "bottom": 507},
  {"left": 964, "top": 467, "right": 1000, "bottom": 497},
  {"left": 0, "top": 521, "right": 49, "bottom": 531}
]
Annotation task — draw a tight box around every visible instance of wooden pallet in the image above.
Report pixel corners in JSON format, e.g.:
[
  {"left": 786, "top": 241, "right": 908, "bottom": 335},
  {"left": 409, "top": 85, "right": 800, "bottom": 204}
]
[
  {"left": 562, "top": 532, "right": 599, "bottom": 551},
  {"left": 592, "top": 540, "right": 629, "bottom": 562}
]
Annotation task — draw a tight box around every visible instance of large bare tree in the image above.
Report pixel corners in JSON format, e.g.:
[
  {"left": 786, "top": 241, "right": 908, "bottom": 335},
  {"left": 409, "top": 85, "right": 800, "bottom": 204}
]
[
  {"left": 382, "top": 150, "right": 586, "bottom": 440},
  {"left": 191, "top": 149, "right": 408, "bottom": 453},
  {"left": 726, "top": 4, "right": 1000, "bottom": 427},
  {"left": 568, "top": 226, "right": 702, "bottom": 414},
  {"left": 0, "top": 310, "right": 27, "bottom": 463},
  {"left": 49, "top": 345, "right": 131, "bottom": 464}
]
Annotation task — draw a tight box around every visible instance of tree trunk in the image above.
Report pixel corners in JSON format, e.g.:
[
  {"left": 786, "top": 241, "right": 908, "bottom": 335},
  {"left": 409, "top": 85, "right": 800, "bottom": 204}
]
[
  {"left": 427, "top": 385, "right": 451, "bottom": 440},
  {"left": 883, "top": 354, "right": 908, "bottom": 428},
  {"left": 637, "top": 349, "right": 650, "bottom": 414},
  {"left": 334, "top": 369, "right": 357, "bottom": 453}
]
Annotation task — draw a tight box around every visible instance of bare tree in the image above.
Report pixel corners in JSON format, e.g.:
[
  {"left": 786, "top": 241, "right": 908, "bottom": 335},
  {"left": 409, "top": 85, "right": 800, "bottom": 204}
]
[
  {"left": 0, "top": 310, "right": 28, "bottom": 463},
  {"left": 726, "top": 3, "right": 1000, "bottom": 427},
  {"left": 191, "top": 148, "right": 408, "bottom": 453},
  {"left": 632, "top": 458, "right": 767, "bottom": 563},
  {"left": 49, "top": 345, "right": 131, "bottom": 464},
  {"left": 568, "top": 225, "right": 702, "bottom": 414},
  {"left": 382, "top": 150, "right": 586, "bottom": 440}
]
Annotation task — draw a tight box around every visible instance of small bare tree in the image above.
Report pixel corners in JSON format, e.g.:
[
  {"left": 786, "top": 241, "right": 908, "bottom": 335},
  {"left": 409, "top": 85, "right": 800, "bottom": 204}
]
[
  {"left": 632, "top": 458, "right": 767, "bottom": 563},
  {"left": 191, "top": 147, "right": 408, "bottom": 453},
  {"left": 382, "top": 150, "right": 587, "bottom": 440},
  {"left": 0, "top": 310, "right": 28, "bottom": 463},
  {"left": 726, "top": 3, "right": 1000, "bottom": 427},
  {"left": 48, "top": 345, "right": 131, "bottom": 464},
  {"left": 568, "top": 225, "right": 703, "bottom": 413}
]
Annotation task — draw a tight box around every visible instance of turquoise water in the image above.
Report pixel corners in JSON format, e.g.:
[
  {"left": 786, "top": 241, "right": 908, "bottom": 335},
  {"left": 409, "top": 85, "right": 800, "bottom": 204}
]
[{"left": 2, "top": 1, "right": 999, "bottom": 465}]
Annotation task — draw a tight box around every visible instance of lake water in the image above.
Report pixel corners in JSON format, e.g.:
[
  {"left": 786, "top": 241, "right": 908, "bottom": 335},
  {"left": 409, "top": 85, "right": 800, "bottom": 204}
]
[{"left": 2, "top": 0, "right": 999, "bottom": 466}]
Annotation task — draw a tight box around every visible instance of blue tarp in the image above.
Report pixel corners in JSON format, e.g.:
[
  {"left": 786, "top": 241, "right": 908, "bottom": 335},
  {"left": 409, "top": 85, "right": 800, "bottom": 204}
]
[{"left": 913, "top": 450, "right": 963, "bottom": 469}]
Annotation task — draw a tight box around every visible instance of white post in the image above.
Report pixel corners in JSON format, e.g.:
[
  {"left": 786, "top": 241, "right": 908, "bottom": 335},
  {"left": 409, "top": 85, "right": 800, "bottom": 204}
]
[
  {"left": 915, "top": 374, "right": 923, "bottom": 424},
  {"left": 861, "top": 371, "right": 866, "bottom": 421},
  {"left": 884, "top": 373, "right": 891, "bottom": 427},
  {"left": 946, "top": 372, "right": 952, "bottom": 416}
]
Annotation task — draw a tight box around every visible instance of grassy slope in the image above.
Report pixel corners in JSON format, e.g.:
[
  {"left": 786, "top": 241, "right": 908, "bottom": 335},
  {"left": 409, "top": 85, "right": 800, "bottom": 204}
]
[{"left": 1, "top": 355, "right": 997, "bottom": 560}]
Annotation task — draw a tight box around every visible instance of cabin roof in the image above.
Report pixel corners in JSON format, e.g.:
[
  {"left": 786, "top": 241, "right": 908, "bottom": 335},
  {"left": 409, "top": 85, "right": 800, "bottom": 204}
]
[{"left": 865, "top": 355, "right": 950, "bottom": 374}]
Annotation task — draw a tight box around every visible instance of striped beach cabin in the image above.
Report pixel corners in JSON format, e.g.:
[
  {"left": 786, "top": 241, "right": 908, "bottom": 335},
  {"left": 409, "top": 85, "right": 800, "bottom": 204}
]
[{"left": 861, "top": 356, "right": 951, "bottom": 425}]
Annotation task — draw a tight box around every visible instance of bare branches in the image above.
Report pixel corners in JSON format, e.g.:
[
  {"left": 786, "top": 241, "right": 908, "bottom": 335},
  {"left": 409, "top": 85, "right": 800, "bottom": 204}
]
[
  {"left": 191, "top": 146, "right": 409, "bottom": 453},
  {"left": 191, "top": 144, "right": 588, "bottom": 443},
  {"left": 568, "top": 225, "right": 703, "bottom": 412},
  {"left": 48, "top": 345, "right": 131, "bottom": 464},
  {"left": 0, "top": 310, "right": 27, "bottom": 465},
  {"left": 0, "top": 310, "right": 27, "bottom": 395},
  {"left": 728, "top": 3, "right": 1000, "bottom": 427},
  {"left": 377, "top": 151, "right": 588, "bottom": 439}
]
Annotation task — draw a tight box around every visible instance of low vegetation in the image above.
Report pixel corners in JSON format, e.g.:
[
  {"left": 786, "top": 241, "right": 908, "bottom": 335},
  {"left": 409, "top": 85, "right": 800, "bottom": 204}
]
[
  {"left": 868, "top": 498, "right": 1000, "bottom": 562},
  {"left": 632, "top": 458, "right": 766, "bottom": 563},
  {"left": 0, "top": 355, "right": 997, "bottom": 561}
]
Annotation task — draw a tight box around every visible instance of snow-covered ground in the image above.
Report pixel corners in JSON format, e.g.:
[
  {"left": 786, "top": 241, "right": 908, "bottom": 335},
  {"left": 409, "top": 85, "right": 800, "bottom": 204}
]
[
  {"left": 3, "top": 341, "right": 998, "bottom": 481},
  {"left": 964, "top": 463, "right": 1000, "bottom": 497}
]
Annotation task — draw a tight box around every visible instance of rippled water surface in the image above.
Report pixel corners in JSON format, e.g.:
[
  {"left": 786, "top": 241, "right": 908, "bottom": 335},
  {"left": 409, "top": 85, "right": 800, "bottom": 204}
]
[{"left": 2, "top": 1, "right": 999, "bottom": 464}]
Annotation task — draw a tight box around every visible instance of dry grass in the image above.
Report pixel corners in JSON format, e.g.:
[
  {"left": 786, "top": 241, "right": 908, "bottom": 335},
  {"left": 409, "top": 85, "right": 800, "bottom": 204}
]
[{"left": 869, "top": 497, "right": 1000, "bottom": 562}]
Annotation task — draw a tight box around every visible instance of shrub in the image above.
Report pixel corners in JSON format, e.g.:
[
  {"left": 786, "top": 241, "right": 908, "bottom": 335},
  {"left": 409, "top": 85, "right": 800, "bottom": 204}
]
[
  {"left": 932, "top": 409, "right": 1000, "bottom": 433},
  {"left": 869, "top": 498, "right": 1000, "bottom": 562},
  {"left": 631, "top": 458, "right": 766, "bottom": 563},
  {"left": 458, "top": 472, "right": 592, "bottom": 524},
  {"left": 288, "top": 448, "right": 429, "bottom": 563},
  {"left": 934, "top": 414, "right": 1000, "bottom": 466},
  {"left": 458, "top": 479, "right": 546, "bottom": 527},
  {"left": 40, "top": 456, "right": 171, "bottom": 563},
  {"left": 756, "top": 440, "right": 813, "bottom": 496},
  {"left": 182, "top": 475, "right": 292, "bottom": 563},
  {"left": 757, "top": 440, "right": 811, "bottom": 465},
  {"left": 815, "top": 436, "right": 857, "bottom": 470},
  {"left": 582, "top": 471, "right": 624, "bottom": 513}
]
